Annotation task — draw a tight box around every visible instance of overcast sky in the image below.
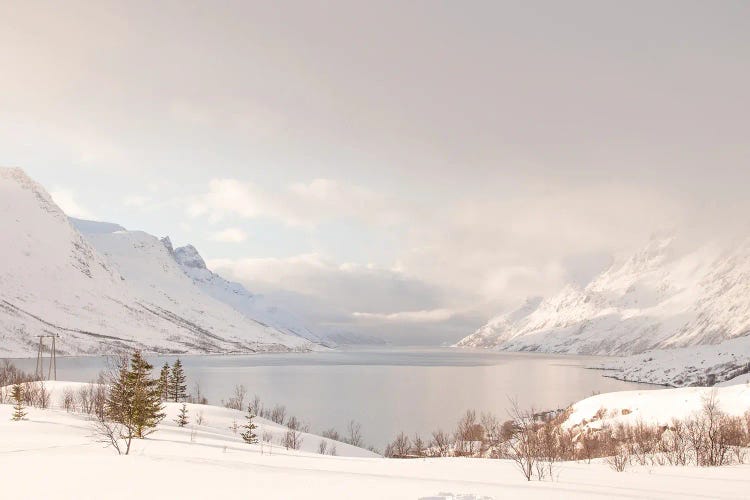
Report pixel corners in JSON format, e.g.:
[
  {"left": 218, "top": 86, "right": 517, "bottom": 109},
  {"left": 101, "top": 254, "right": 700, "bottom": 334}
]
[{"left": 2, "top": 1, "right": 749, "bottom": 344}]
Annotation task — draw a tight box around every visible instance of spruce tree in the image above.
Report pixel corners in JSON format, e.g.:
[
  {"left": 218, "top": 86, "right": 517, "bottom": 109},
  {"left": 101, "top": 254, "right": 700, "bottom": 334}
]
[
  {"left": 11, "top": 384, "right": 26, "bottom": 421},
  {"left": 170, "top": 359, "right": 187, "bottom": 402},
  {"left": 175, "top": 403, "right": 189, "bottom": 427},
  {"left": 159, "top": 362, "right": 170, "bottom": 401},
  {"left": 241, "top": 404, "right": 258, "bottom": 444},
  {"left": 105, "top": 350, "right": 165, "bottom": 449},
  {"left": 129, "top": 351, "right": 165, "bottom": 438}
]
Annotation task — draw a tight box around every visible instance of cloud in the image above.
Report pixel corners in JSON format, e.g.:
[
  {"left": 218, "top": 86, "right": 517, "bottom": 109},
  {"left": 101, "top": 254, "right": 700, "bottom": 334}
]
[
  {"left": 123, "top": 194, "right": 151, "bottom": 208},
  {"left": 352, "top": 308, "right": 455, "bottom": 323},
  {"left": 399, "top": 181, "right": 685, "bottom": 313},
  {"left": 210, "top": 227, "right": 248, "bottom": 243},
  {"left": 189, "top": 178, "right": 403, "bottom": 227},
  {"left": 50, "top": 188, "right": 94, "bottom": 219},
  {"left": 208, "top": 253, "right": 446, "bottom": 317}
]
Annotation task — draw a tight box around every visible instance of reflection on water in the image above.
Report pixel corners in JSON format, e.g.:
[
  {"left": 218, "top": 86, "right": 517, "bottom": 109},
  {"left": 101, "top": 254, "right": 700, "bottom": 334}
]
[{"left": 6, "top": 347, "right": 655, "bottom": 448}]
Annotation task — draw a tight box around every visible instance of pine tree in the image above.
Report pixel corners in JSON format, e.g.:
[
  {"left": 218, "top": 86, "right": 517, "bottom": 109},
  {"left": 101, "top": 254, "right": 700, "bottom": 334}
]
[
  {"left": 241, "top": 404, "right": 258, "bottom": 444},
  {"left": 105, "top": 350, "right": 165, "bottom": 452},
  {"left": 175, "top": 403, "right": 189, "bottom": 427},
  {"left": 129, "top": 351, "right": 165, "bottom": 438},
  {"left": 11, "top": 384, "right": 26, "bottom": 421},
  {"left": 170, "top": 359, "right": 187, "bottom": 402},
  {"left": 158, "top": 362, "right": 170, "bottom": 401}
]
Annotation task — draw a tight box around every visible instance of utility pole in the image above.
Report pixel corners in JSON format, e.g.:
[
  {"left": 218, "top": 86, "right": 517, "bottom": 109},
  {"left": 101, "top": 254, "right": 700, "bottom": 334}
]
[{"left": 35, "top": 335, "right": 59, "bottom": 381}]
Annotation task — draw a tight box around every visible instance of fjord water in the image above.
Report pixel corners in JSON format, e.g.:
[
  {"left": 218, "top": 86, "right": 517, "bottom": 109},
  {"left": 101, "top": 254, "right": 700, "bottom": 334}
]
[{"left": 10, "top": 348, "right": 655, "bottom": 448}]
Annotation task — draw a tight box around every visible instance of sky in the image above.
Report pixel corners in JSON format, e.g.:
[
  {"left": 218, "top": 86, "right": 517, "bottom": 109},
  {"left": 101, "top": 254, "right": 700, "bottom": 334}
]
[{"left": 1, "top": 1, "right": 749, "bottom": 344}]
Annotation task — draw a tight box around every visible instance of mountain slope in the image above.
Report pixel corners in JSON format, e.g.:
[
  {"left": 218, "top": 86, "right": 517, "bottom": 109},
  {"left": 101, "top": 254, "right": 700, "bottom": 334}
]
[
  {"left": 0, "top": 167, "right": 313, "bottom": 356},
  {"left": 170, "top": 243, "right": 329, "bottom": 346},
  {"left": 458, "top": 236, "right": 750, "bottom": 356},
  {"left": 170, "top": 244, "right": 383, "bottom": 347}
]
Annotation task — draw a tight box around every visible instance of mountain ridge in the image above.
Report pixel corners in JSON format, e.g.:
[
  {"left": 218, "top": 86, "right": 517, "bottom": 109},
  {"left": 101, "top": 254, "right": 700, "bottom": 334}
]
[
  {"left": 0, "top": 167, "right": 314, "bottom": 356},
  {"left": 458, "top": 235, "right": 750, "bottom": 356}
]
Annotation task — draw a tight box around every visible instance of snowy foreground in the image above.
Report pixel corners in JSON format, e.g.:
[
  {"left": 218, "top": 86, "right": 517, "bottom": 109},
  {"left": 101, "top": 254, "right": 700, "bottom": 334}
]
[{"left": 2, "top": 383, "right": 750, "bottom": 499}]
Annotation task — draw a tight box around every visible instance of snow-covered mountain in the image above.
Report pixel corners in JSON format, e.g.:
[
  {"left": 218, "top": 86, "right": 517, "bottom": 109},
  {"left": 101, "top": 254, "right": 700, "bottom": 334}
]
[
  {"left": 0, "top": 167, "right": 314, "bottom": 356},
  {"left": 458, "top": 236, "right": 750, "bottom": 357},
  {"left": 72, "top": 221, "right": 378, "bottom": 348},
  {"left": 165, "top": 242, "right": 329, "bottom": 346}
]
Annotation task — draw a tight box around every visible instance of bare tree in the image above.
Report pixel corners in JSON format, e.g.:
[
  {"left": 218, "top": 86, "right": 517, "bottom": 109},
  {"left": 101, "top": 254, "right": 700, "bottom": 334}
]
[
  {"left": 506, "top": 399, "right": 539, "bottom": 481},
  {"left": 223, "top": 384, "right": 247, "bottom": 411},
  {"left": 454, "top": 410, "right": 484, "bottom": 457},
  {"left": 321, "top": 428, "right": 341, "bottom": 441},
  {"left": 92, "top": 419, "right": 125, "bottom": 455},
  {"left": 430, "top": 429, "right": 452, "bottom": 457},
  {"left": 386, "top": 432, "right": 411, "bottom": 458},
  {"left": 270, "top": 405, "right": 287, "bottom": 425},
  {"left": 412, "top": 434, "right": 426, "bottom": 457},
  {"left": 62, "top": 387, "right": 76, "bottom": 412},
  {"left": 282, "top": 427, "right": 303, "bottom": 450},
  {"left": 346, "top": 420, "right": 363, "bottom": 447}
]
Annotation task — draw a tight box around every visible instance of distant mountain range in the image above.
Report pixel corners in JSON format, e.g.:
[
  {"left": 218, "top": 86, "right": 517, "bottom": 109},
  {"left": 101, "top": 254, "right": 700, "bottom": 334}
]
[
  {"left": 458, "top": 236, "right": 750, "bottom": 356},
  {"left": 0, "top": 167, "right": 380, "bottom": 357}
]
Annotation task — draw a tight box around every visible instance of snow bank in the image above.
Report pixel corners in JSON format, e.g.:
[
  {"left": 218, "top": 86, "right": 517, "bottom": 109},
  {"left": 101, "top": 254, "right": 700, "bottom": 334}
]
[{"left": 563, "top": 384, "right": 750, "bottom": 430}]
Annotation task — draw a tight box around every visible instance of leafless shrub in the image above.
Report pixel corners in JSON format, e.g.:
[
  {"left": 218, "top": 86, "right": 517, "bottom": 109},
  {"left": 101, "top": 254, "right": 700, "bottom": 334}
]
[
  {"left": 62, "top": 387, "right": 76, "bottom": 412},
  {"left": 328, "top": 443, "right": 337, "bottom": 456},
  {"left": 430, "top": 429, "right": 452, "bottom": 457},
  {"left": 346, "top": 420, "right": 363, "bottom": 447},
  {"left": 412, "top": 434, "right": 426, "bottom": 457},
  {"left": 321, "top": 428, "right": 341, "bottom": 441},
  {"left": 282, "top": 427, "right": 303, "bottom": 450},
  {"left": 480, "top": 412, "right": 503, "bottom": 457},
  {"left": 318, "top": 440, "right": 329, "bottom": 454},
  {"left": 92, "top": 419, "right": 126, "bottom": 455},
  {"left": 195, "top": 410, "right": 205, "bottom": 425},
  {"left": 505, "top": 399, "right": 538, "bottom": 481},
  {"left": 77, "top": 384, "right": 93, "bottom": 414},
  {"left": 454, "top": 410, "right": 484, "bottom": 457},
  {"left": 604, "top": 443, "right": 629, "bottom": 472},
  {"left": 385, "top": 432, "right": 411, "bottom": 458},
  {"left": 188, "top": 383, "right": 208, "bottom": 405},
  {"left": 578, "top": 429, "right": 603, "bottom": 464},
  {"left": 249, "top": 394, "right": 262, "bottom": 415},
  {"left": 286, "top": 415, "right": 310, "bottom": 433},
  {"left": 223, "top": 384, "right": 247, "bottom": 411},
  {"left": 270, "top": 405, "right": 287, "bottom": 425},
  {"left": 262, "top": 430, "right": 274, "bottom": 443}
]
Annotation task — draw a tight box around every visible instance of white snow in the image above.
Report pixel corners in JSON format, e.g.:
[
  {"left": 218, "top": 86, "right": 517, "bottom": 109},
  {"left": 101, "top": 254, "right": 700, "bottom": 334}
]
[
  {"left": 563, "top": 383, "right": 750, "bottom": 431},
  {"left": 594, "top": 335, "right": 750, "bottom": 387},
  {"left": 1, "top": 381, "right": 748, "bottom": 499}
]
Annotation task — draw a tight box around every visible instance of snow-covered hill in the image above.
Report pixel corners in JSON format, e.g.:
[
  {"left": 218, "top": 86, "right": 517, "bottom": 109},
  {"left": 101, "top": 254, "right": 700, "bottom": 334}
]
[
  {"left": 0, "top": 167, "right": 313, "bottom": 356},
  {"left": 458, "top": 236, "right": 750, "bottom": 358},
  {"left": 3, "top": 381, "right": 749, "bottom": 499}
]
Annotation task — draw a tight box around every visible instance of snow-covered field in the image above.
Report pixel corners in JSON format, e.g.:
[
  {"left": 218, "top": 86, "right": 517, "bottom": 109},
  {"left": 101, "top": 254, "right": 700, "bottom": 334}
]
[{"left": 1, "top": 382, "right": 749, "bottom": 499}]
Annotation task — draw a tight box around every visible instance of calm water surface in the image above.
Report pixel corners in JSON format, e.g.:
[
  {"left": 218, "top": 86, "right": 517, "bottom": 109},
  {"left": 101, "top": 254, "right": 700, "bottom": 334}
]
[{"left": 8, "top": 347, "right": 655, "bottom": 448}]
